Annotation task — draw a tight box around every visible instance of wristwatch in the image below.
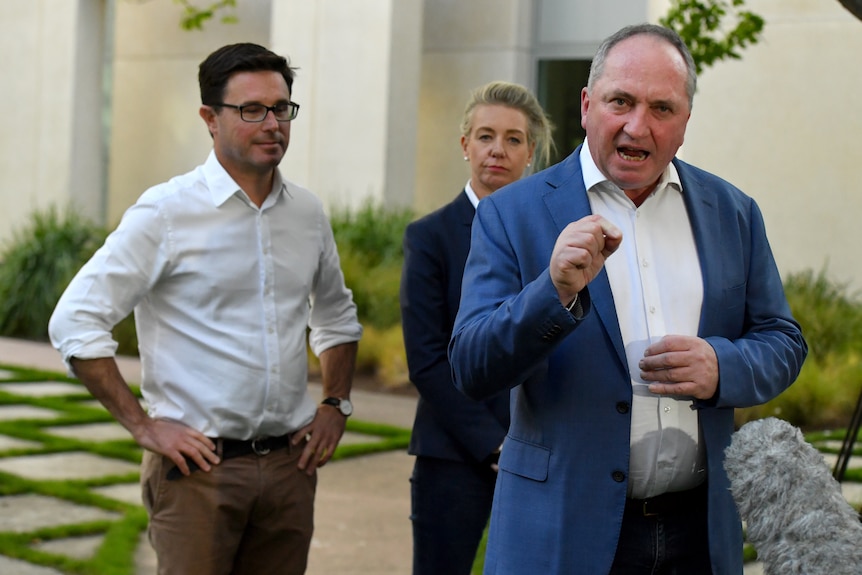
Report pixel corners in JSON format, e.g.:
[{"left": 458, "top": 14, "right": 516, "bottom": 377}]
[{"left": 321, "top": 397, "right": 353, "bottom": 417}]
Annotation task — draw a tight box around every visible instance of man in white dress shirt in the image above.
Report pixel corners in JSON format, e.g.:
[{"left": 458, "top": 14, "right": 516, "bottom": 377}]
[{"left": 49, "top": 43, "right": 362, "bottom": 575}]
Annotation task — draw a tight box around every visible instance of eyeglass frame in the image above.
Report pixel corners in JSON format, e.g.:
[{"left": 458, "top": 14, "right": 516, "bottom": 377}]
[{"left": 214, "top": 101, "right": 300, "bottom": 123}]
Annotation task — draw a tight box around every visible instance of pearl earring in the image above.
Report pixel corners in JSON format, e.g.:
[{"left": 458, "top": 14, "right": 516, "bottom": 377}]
[{"left": 464, "top": 156, "right": 468, "bottom": 161}]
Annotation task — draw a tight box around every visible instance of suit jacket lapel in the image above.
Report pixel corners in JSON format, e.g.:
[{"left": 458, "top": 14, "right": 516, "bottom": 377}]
[
  {"left": 542, "top": 148, "right": 628, "bottom": 370},
  {"left": 674, "top": 159, "right": 722, "bottom": 337}
]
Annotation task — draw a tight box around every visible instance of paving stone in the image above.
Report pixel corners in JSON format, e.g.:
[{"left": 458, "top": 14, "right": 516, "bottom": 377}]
[
  {"left": 135, "top": 532, "right": 157, "bottom": 575},
  {"left": 307, "top": 451, "right": 412, "bottom": 575},
  {"left": 0, "top": 368, "right": 15, "bottom": 379},
  {"left": 338, "top": 431, "right": 382, "bottom": 446},
  {"left": 820, "top": 452, "right": 862, "bottom": 472},
  {"left": 44, "top": 422, "right": 133, "bottom": 442},
  {"left": 744, "top": 562, "right": 764, "bottom": 574},
  {"left": 0, "top": 434, "right": 41, "bottom": 451},
  {"left": 0, "top": 494, "right": 120, "bottom": 532},
  {"left": 92, "top": 483, "right": 142, "bottom": 506},
  {"left": 0, "top": 381, "right": 86, "bottom": 397},
  {"left": 841, "top": 481, "right": 862, "bottom": 505},
  {"left": 0, "top": 555, "right": 64, "bottom": 575},
  {"left": 0, "top": 405, "right": 61, "bottom": 421},
  {"left": 0, "top": 452, "right": 139, "bottom": 481},
  {"left": 32, "top": 534, "right": 104, "bottom": 559}
]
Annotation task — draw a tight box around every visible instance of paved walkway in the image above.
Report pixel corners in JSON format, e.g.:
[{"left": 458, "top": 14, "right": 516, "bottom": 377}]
[
  {"left": 2, "top": 336, "right": 861, "bottom": 574},
  {"left": 0, "top": 337, "right": 415, "bottom": 574}
]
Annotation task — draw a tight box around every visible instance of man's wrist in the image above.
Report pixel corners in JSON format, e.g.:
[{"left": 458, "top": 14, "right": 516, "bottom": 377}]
[{"left": 565, "top": 292, "right": 584, "bottom": 318}]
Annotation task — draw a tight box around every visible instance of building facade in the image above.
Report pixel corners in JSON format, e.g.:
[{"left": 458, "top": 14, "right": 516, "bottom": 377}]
[{"left": 2, "top": 0, "right": 859, "bottom": 287}]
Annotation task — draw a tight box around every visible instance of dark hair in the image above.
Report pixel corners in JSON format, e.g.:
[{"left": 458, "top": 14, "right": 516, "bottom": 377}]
[
  {"left": 460, "top": 81, "right": 556, "bottom": 169},
  {"left": 588, "top": 23, "right": 697, "bottom": 109},
  {"left": 198, "top": 43, "right": 297, "bottom": 105}
]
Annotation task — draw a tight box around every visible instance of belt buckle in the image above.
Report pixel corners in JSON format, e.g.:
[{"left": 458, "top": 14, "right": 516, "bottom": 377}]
[
  {"left": 251, "top": 437, "right": 271, "bottom": 456},
  {"left": 642, "top": 500, "right": 659, "bottom": 517}
]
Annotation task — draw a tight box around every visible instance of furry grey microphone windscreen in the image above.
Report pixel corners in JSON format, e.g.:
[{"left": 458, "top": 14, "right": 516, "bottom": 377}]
[{"left": 724, "top": 417, "right": 862, "bottom": 574}]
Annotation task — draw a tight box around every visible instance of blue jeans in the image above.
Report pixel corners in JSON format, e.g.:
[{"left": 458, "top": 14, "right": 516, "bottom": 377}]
[
  {"left": 609, "top": 489, "right": 712, "bottom": 574},
  {"left": 410, "top": 456, "right": 497, "bottom": 575}
]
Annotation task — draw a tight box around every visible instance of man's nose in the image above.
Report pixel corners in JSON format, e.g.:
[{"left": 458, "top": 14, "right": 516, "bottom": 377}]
[
  {"left": 261, "top": 109, "right": 280, "bottom": 129},
  {"left": 623, "top": 107, "right": 650, "bottom": 138}
]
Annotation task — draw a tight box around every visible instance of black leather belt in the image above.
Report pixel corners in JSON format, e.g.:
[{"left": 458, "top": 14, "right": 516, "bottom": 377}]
[
  {"left": 625, "top": 483, "right": 707, "bottom": 517},
  {"left": 166, "top": 433, "right": 295, "bottom": 480}
]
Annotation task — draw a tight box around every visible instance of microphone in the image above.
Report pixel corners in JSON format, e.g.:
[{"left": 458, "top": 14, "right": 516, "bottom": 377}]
[{"left": 724, "top": 417, "right": 862, "bottom": 574}]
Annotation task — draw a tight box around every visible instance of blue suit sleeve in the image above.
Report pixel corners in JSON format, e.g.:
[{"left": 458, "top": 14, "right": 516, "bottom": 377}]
[
  {"left": 448, "top": 196, "right": 588, "bottom": 401},
  {"left": 702, "top": 198, "right": 807, "bottom": 408}
]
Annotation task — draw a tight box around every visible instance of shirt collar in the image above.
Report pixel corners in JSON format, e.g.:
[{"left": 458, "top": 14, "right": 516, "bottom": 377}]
[
  {"left": 464, "top": 179, "right": 480, "bottom": 209},
  {"left": 579, "top": 138, "right": 682, "bottom": 196},
  {"left": 203, "top": 150, "right": 287, "bottom": 208}
]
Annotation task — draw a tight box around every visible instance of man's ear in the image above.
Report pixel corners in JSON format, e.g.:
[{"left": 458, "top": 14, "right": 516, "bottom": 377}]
[{"left": 200, "top": 105, "right": 218, "bottom": 138}]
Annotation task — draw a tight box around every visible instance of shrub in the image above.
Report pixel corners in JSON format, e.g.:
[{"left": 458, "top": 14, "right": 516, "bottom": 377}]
[
  {"left": 736, "top": 267, "right": 862, "bottom": 430},
  {"left": 782, "top": 267, "right": 862, "bottom": 361},
  {"left": 329, "top": 201, "right": 413, "bottom": 268},
  {"left": 330, "top": 202, "right": 413, "bottom": 330},
  {"left": 0, "top": 207, "right": 106, "bottom": 341}
]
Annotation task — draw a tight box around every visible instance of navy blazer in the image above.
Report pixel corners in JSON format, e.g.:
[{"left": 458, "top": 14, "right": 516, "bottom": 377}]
[
  {"left": 449, "top": 148, "right": 807, "bottom": 575},
  {"left": 401, "top": 191, "right": 509, "bottom": 464}
]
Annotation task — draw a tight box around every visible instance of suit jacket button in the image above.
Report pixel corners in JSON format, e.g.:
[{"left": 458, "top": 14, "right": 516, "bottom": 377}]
[
  {"left": 612, "top": 471, "right": 626, "bottom": 483},
  {"left": 616, "top": 402, "right": 629, "bottom": 414}
]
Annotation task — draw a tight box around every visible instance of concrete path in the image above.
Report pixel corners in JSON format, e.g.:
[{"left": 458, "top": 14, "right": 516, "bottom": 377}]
[
  {"left": 0, "top": 337, "right": 415, "bottom": 574},
  {"left": 2, "top": 336, "right": 860, "bottom": 574}
]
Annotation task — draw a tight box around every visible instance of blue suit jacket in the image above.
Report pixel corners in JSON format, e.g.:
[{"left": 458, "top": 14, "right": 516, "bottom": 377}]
[
  {"left": 449, "top": 149, "right": 807, "bottom": 575},
  {"left": 401, "top": 191, "right": 509, "bottom": 463}
]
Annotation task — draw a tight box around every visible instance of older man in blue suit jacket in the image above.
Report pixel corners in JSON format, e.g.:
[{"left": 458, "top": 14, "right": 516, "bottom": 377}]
[{"left": 449, "top": 24, "right": 807, "bottom": 575}]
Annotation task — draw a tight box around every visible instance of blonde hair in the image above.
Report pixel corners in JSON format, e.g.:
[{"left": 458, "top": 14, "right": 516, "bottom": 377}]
[{"left": 460, "top": 81, "right": 555, "bottom": 169}]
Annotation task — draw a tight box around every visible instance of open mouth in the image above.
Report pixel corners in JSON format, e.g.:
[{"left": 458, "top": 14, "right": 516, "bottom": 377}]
[{"left": 618, "top": 147, "right": 648, "bottom": 162}]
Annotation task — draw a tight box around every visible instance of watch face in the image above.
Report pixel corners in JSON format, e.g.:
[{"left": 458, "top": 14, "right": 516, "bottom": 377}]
[
  {"left": 339, "top": 399, "right": 353, "bottom": 416},
  {"left": 323, "top": 397, "right": 352, "bottom": 416}
]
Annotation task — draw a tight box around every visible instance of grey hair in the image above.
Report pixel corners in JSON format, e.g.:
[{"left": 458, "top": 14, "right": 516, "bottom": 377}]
[
  {"left": 587, "top": 23, "right": 697, "bottom": 110},
  {"left": 460, "top": 81, "right": 555, "bottom": 169}
]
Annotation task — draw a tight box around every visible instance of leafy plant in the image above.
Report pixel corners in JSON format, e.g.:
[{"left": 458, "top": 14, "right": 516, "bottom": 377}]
[
  {"left": 173, "top": 0, "right": 238, "bottom": 30},
  {"left": 330, "top": 202, "right": 413, "bottom": 330},
  {"left": 0, "top": 207, "right": 106, "bottom": 341},
  {"left": 660, "top": 0, "right": 765, "bottom": 75},
  {"left": 783, "top": 267, "right": 862, "bottom": 361},
  {"left": 329, "top": 202, "right": 413, "bottom": 268}
]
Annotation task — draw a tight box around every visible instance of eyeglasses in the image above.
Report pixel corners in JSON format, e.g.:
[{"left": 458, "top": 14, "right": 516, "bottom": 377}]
[{"left": 215, "top": 102, "right": 300, "bottom": 123}]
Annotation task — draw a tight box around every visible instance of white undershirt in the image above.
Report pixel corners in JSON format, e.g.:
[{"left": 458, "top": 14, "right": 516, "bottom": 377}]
[{"left": 580, "top": 140, "right": 707, "bottom": 498}]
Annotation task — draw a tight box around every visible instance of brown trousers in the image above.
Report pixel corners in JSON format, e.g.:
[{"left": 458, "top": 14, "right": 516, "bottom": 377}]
[{"left": 141, "top": 441, "right": 316, "bottom": 575}]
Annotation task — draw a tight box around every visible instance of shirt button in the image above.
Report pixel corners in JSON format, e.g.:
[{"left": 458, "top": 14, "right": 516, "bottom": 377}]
[{"left": 664, "top": 406, "right": 672, "bottom": 413}]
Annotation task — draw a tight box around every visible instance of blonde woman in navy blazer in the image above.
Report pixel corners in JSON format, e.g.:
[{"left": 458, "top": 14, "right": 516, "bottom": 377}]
[
  {"left": 400, "top": 81, "right": 553, "bottom": 575},
  {"left": 450, "top": 26, "right": 807, "bottom": 575}
]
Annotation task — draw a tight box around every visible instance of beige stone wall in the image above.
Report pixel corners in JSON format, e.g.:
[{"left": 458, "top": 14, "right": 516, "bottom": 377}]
[
  {"left": 1, "top": 0, "right": 106, "bottom": 233},
  {"left": 415, "top": 0, "right": 535, "bottom": 212},
  {"left": 270, "top": 0, "right": 423, "bottom": 211},
  {"left": 107, "top": 0, "right": 272, "bottom": 224},
  {"left": 3, "top": 0, "right": 859, "bottom": 291},
  {"left": 675, "top": 0, "right": 862, "bottom": 286}
]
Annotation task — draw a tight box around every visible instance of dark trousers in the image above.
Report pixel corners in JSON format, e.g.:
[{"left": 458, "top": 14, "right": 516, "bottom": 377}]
[
  {"left": 609, "top": 486, "right": 713, "bottom": 575},
  {"left": 410, "top": 456, "right": 497, "bottom": 575}
]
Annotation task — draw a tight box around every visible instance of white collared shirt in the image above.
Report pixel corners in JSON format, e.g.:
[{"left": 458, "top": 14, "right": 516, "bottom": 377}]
[
  {"left": 580, "top": 140, "right": 706, "bottom": 498},
  {"left": 464, "top": 180, "right": 480, "bottom": 208},
  {"left": 50, "top": 151, "right": 362, "bottom": 439}
]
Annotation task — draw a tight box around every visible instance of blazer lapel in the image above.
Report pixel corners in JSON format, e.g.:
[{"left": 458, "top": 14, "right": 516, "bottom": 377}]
[
  {"left": 674, "top": 159, "right": 722, "bottom": 337},
  {"left": 542, "top": 148, "right": 628, "bottom": 370}
]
